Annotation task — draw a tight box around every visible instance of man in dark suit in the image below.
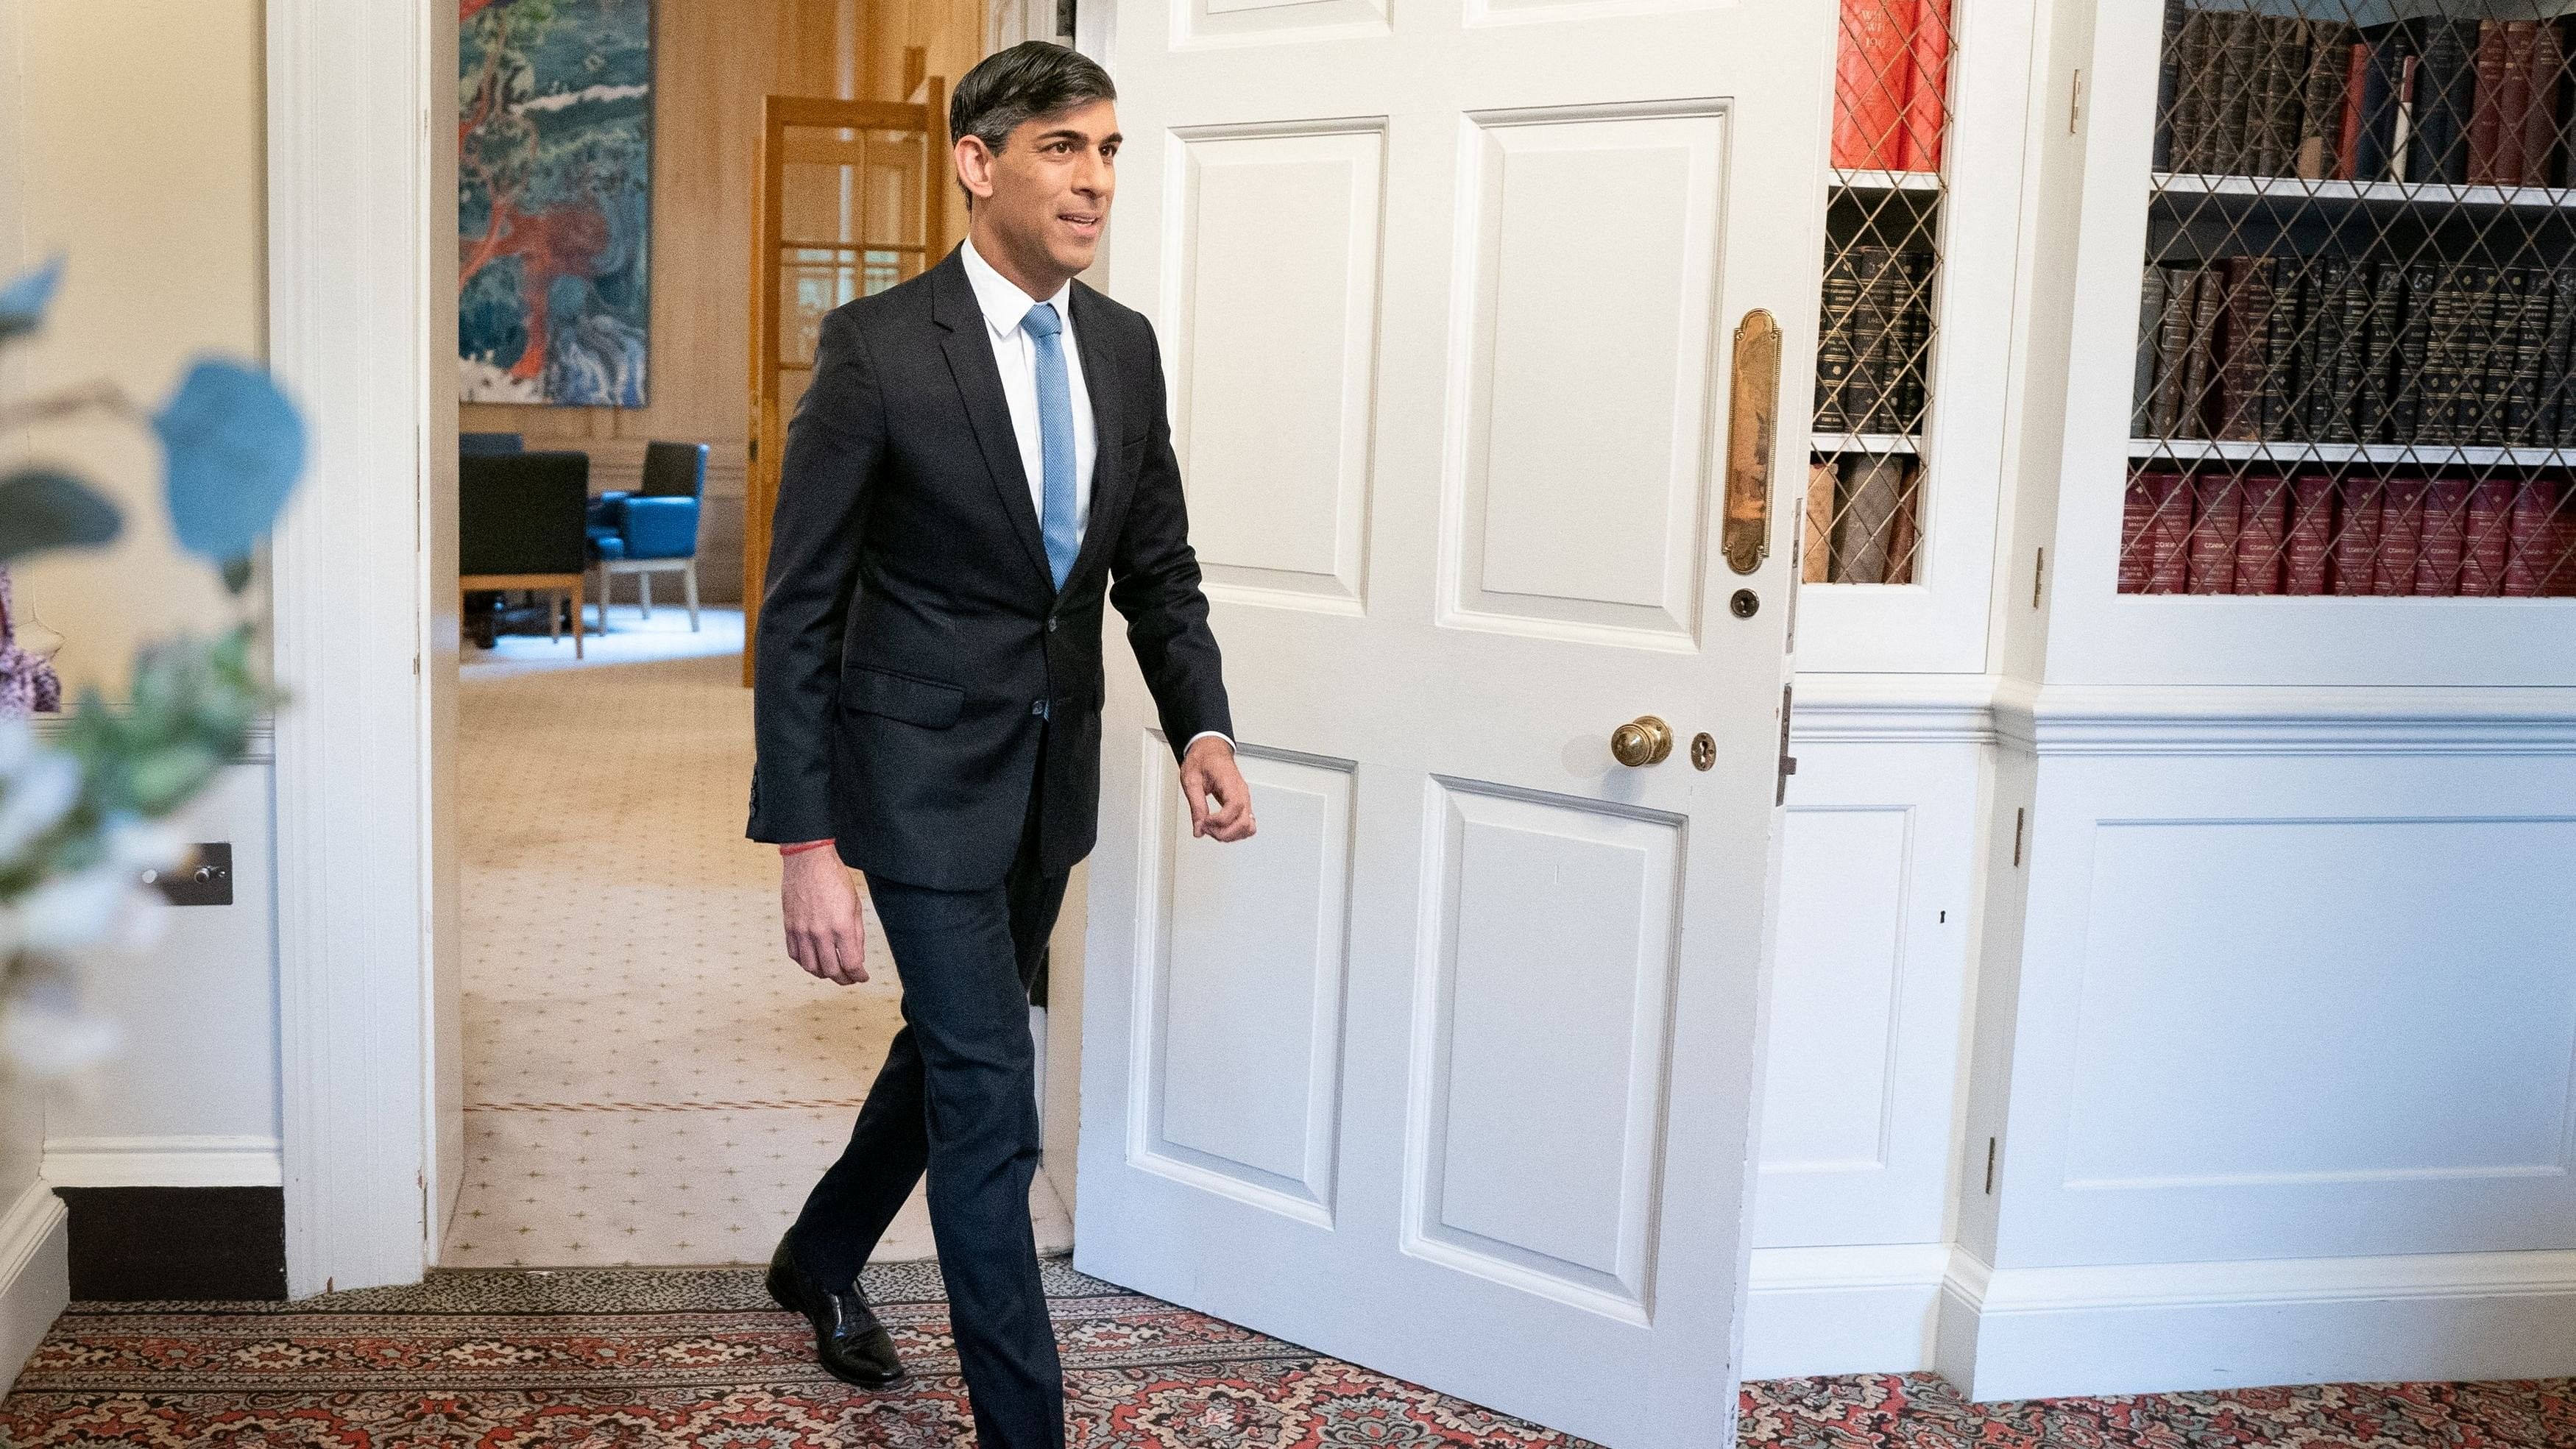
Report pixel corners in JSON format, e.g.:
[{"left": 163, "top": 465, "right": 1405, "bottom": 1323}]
[{"left": 746, "top": 40, "right": 1255, "bottom": 1449}]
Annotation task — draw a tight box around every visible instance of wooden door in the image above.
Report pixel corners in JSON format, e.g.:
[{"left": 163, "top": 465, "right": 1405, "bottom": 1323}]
[
  {"left": 743, "top": 91, "right": 946, "bottom": 684},
  {"left": 1070, "top": 4, "right": 1834, "bottom": 1445}
]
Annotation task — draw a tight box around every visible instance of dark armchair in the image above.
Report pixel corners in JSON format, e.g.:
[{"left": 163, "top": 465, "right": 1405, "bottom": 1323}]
[
  {"left": 587, "top": 441, "right": 708, "bottom": 631},
  {"left": 461, "top": 450, "right": 590, "bottom": 656}
]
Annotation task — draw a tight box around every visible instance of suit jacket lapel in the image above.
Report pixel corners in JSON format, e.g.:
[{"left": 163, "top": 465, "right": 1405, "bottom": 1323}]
[
  {"left": 931, "top": 252, "right": 1055, "bottom": 592},
  {"left": 1061, "top": 283, "right": 1129, "bottom": 597}
]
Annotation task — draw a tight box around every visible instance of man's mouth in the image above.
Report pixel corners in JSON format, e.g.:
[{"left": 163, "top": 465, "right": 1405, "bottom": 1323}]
[{"left": 1059, "top": 210, "right": 1102, "bottom": 235}]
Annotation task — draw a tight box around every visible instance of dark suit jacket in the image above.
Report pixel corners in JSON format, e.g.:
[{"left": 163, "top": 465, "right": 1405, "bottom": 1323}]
[{"left": 746, "top": 246, "right": 1232, "bottom": 890}]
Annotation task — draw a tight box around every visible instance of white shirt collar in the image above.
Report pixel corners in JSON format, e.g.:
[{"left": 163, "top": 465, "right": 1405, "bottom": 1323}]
[{"left": 960, "top": 234, "right": 1074, "bottom": 339}]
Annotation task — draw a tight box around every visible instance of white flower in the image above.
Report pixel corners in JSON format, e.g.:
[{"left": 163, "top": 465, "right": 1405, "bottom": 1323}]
[{"left": 0, "top": 748, "right": 79, "bottom": 868}]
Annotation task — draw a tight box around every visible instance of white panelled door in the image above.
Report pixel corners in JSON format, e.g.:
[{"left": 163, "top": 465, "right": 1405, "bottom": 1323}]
[{"left": 1074, "top": 1, "right": 1832, "bottom": 1442}]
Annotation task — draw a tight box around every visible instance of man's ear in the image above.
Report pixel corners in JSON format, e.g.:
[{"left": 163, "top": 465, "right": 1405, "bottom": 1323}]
[{"left": 954, "top": 134, "right": 997, "bottom": 208}]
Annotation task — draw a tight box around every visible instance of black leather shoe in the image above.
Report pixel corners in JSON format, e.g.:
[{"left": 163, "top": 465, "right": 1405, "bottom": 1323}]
[{"left": 768, "top": 1232, "right": 908, "bottom": 1389}]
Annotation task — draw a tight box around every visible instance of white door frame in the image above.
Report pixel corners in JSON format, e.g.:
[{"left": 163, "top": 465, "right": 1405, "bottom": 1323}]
[{"left": 265, "top": 0, "right": 460, "bottom": 1297}]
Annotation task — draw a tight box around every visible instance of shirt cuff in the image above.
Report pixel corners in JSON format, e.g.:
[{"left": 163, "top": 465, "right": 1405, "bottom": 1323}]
[
  {"left": 1182, "top": 731, "right": 1234, "bottom": 757},
  {"left": 779, "top": 838, "right": 836, "bottom": 856}
]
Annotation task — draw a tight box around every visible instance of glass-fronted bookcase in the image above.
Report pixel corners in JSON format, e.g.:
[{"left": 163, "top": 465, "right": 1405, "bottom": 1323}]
[
  {"left": 1800, "top": 0, "right": 2031, "bottom": 675},
  {"left": 2050, "top": 0, "right": 2576, "bottom": 687}
]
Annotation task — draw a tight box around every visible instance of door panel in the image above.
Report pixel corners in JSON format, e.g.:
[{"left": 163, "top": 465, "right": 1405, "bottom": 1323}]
[{"left": 1078, "top": 1, "right": 1833, "bottom": 1442}]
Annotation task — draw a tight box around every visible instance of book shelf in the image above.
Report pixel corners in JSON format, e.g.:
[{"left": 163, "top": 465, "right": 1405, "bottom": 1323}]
[
  {"left": 1809, "top": 0, "right": 1955, "bottom": 590},
  {"left": 2123, "top": 0, "right": 2576, "bottom": 600}
]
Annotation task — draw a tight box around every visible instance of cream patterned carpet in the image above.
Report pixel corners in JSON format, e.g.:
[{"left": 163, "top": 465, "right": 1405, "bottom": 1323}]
[{"left": 445, "top": 606, "right": 1071, "bottom": 1269}]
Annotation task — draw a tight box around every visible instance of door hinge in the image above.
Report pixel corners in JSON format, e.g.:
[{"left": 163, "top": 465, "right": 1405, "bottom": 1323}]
[
  {"left": 2012, "top": 807, "right": 2026, "bottom": 867},
  {"left": 2069, "top": 68, "right": 2084, "bottom": 133},
  {"left": 2032, "top": 547, "right": 2046, "bottom": 608},
  {"left": 1775, "top": 684, "right": 1797, "bottom": 805},
  {"left": 1984, "top": 1137, "right": 1998, "bottom": 1194}
]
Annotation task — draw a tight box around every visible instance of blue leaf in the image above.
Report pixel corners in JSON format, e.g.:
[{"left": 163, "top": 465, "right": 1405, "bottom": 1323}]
[
  {"left": 0, "top": 256, "right": 65, "bottom": 339},
  {"left": 152, "top": 358, "right": 307, "bottom": 561}
]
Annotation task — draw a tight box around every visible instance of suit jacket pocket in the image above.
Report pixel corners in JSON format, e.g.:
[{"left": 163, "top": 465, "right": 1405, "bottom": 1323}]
[{"left": 841, "top": 665, "right": 964, "bottom": 729}]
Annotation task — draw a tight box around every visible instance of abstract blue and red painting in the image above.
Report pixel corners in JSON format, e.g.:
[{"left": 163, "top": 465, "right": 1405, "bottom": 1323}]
[{"left": 459, "top": 0, "right": 654, "bottom": 406}]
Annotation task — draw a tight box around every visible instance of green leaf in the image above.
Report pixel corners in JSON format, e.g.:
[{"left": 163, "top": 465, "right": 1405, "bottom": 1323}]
[
  {"left": 221, "top": 556, "right": 255, "bottom": 595},
  {"left": 0, "top": 470, "right": 122, "bottom": 561}
]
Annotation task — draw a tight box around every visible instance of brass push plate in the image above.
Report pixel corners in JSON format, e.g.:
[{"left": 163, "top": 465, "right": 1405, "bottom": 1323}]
[{"left": 1724, "top": 309, "right": 1782, "bottom": 576}]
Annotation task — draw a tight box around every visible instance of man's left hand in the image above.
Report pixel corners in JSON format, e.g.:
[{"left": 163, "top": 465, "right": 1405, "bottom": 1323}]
[{"left": 1182, "top": 736, "right": 1256, "bottom": 842}]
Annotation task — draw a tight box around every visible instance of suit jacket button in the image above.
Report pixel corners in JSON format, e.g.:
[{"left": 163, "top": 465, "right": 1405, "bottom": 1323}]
[{"left": 1047, "top": 617, "right": 1058, "bottom": 633}]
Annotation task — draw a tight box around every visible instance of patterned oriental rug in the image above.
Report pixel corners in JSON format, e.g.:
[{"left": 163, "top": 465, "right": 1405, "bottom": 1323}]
[{"left": 4, "top": 1258, "right": 2570, "bottom": 1447}]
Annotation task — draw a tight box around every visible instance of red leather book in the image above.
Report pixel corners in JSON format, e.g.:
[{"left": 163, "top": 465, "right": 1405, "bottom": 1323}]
[
  {"left": 2458, "top": 478, "right": 2516, "bottom": 594},
  {"left": 2146, "top": 471, "right": 2193, "bottom": 593},
  {"left": 2332, "top": 480, "right": 2384, "bottom": 595},
  {"left": 1833, "top": 0, "right": 1912, "bottom": 170},
  {"left": 2503, "top": 479, "right": 2558, "bottom": 595},
  {"left": 1900, "top": 0, "right": 1953, "bottom": 173},
  {"left": 2470, "top": 21, "right": 2508, "bottom": 184},
  {"left": 2413, "top": 478, "right": 2472, "bottom": 595},
  {"left": 2497, "top": 22, "right": 2537, "bottom": 186},
  {"left": 2120, "top": 475, "right": 2154, "bottom": 594},
  {"left": 2285, "top": 474, "right": 2335, "bottom": 594},
  {"left": 2187, "top": 475, "right": 2243, "bottom": 593},
  {"left": 2233, "top": 475, "right": 2290, "bottom": 594},
  {"left": 2550, "top": 495, "right": 2576, "bottom": 596},
  {"left": 2338, "top": 42, "right": 2369, "bottom": 181},
  {"left": 2373, "top": 478, "right": 2427, "bottom": 595}
]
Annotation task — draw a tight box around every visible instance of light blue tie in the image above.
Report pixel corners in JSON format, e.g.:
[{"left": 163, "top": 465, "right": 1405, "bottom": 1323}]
[{"left": 1022, "top": 302, "right": 1079, "bottom": 589}]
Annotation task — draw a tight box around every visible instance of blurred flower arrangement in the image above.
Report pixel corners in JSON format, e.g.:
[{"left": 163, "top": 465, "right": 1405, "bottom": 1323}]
[{"left": 0, "top": 258, "right": 306, "bottom": 1077}]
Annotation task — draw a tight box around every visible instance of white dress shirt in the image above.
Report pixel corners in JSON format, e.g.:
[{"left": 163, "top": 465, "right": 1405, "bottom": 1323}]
[
  {"left": 958, "top": 237, "right": 1231, "bottom": 760},
  {"left": 960, "top": 235, "right": 1095, "bottom": 542}
]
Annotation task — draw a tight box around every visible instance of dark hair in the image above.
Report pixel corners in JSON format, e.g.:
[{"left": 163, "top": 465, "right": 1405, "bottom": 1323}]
[{"left": 949, "top": 42, "right": 1117, "bottom": 209}]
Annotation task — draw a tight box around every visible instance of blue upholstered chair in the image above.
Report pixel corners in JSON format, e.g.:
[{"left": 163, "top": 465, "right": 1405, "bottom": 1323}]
[
  {"left": 459, "top": 431, "right": 525, "bottom": 456},
  {"left": 586, "top": 441, "right": 707, "bottom": 631}
]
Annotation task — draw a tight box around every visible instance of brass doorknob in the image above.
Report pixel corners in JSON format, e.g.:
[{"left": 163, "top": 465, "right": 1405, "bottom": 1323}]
[{"left": 1610, "top": 715, "right": 1674, "bottom": 768}]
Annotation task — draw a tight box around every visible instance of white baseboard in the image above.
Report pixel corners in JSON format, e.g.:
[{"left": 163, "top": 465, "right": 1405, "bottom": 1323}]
[
  {"left": 1745, "top": 1244, "right": 1948, "bottom": 1380},
  {"left": 1937, "top": 1246, "right": 2576, "bottom": 1400},
  {"left": 0, "top": 1179, "right": 68, "bottom": 1396},
  {"left": 43, "top": 1135, "right": 284, "bottom": 1188}
]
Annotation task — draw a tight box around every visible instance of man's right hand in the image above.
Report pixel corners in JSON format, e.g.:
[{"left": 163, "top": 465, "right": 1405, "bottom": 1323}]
[{"left": 782, "top": 846, "right": 869, "bottom": 985}]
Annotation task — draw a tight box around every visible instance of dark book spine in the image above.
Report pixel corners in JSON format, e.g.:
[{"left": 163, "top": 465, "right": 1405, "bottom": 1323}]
[
  {"left": 2390, "top": 261, "right": 2438, "bottom": 444},
  {"left": 2522, "top": 22, "right": 2563, "bottom": 190},
  {"left": 1814, "top": 250, "right": 1863, "bottom": 431},
  {"left": 2415, "top": 477, "right": 2471, "bottom": 595},
  {"left": 2263, "top": 255, "right": 2304, "bottom": 439},
  {"left": 2217, "top": 255, "right": 2276, "bottom": 442},
  {"left": 2503, "top": 268, "right": 2547, "bottom": 444},
  {"left": 2174, "top": 6, "right": 2221, "bottom": 173},
  {"left": 2374, "top": 477, "right": 2428, "bottom": 594},
  {"left": 2408, "top": 19, "right": 2477, "bottom": 186},
  {"left": 2285, "top": 474, "right": 2335, "bottom": 595},
  {"left": 2559, "top": 15, "right": 2576, "bottom": 187},
  {"left": 2254, "top": 18, "right": 2304, "bottom": 177},
  {"left": 2471, "top": 20, "right": 2508, "bottom": 185},
  {"left": 2299, "top": 22, "right": 2354, "bottom": 180},
  {"left": 2187, "top": 475, "right": 2243, "bottom": 592},
  {"left": 2505, "top": 478, "right": 2561, "bottom": 595},
  {"left": 2463, "top": 264, "right": 2502, "bottom": 444},
  {"left": 2460, "top": 477, "right": 2515, "bottom": 595},
  {"left": 1847, "top": 246, "right": 1892, "bottom": 433},
  {"left": 2418, "top": 263, "right": 2466, "bottom": 445},
  {"left": 2148, "top": 265, "right": 2198, "bottom": 438},
  {"left": 1895, "top": 250, "right": 1934, "bottom": 432},
  {"left": 2147, "top": 471, "right": 2195, "bottom": 592},
  {"left": 2299, "top": 256, "right": 2348, "bottom": 442},
  {"left": 2234, "top": 474, "right": 2290, "bottom": 593},
  {"left": 2357, "top": 25, "right": 2413, "bottom": 183},
  {"left": 2134, "top": 263, "right": 2170, "bottom": 436},
  {"left": 2215, "top": 11, "right": 2259, "bottom": 174},
  {"left": 2182, "top": 264, "right": 2225, "bottom": 439},
  {"left": 2154, "top": 0, "right": 2187, "bottom": 172},
  {"left": 2356, "top": 260, "right": 2402, "bottom": 442},
  {"left": 2549, "top": 266, "right": 2576, "bottom": 447},
  {"left": 2333, "top": 478, "right": 2385, "bottom": 595}
]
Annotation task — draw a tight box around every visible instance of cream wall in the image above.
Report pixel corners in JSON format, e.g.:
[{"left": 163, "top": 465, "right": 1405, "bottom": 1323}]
[{"left": 5, "top": 0, "right": 266, "bottom": 700}]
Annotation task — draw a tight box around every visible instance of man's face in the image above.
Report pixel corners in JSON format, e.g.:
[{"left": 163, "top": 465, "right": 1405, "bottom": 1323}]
[{"left": 966, "top": 99, "right": 1119, "bottom": 277}]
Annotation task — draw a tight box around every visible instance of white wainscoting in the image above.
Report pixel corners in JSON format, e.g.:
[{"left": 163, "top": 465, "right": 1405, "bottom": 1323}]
[{"left": 0, "top": 1179, "right": 67, "bottom": 1397}]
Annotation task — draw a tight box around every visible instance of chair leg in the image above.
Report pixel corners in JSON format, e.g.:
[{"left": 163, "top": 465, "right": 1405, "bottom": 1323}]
[
  {"left": 683, "top": 561, "right": 700, "bottom": 631},
  {"left": 548, "top": 589, "right": 562, "bottom": 642},
  {"left": 640, "top": 571, "right": 653, "bottom": 619},
  {"left": 573, "top": 578, "right": 585, "bottom": 659}
]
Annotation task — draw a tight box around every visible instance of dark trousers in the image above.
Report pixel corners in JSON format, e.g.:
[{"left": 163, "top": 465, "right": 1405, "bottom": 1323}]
[{"left": 790, "top": 779, "right": 1070, "bottom": 1449}]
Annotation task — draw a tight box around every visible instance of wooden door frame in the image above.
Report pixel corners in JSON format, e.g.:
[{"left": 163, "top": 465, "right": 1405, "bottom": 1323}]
[{"left": 743, "top": 91, "right": 949, "bottom": 685}]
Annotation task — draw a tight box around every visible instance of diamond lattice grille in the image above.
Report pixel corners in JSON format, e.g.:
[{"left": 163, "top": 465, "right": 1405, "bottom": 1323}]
[
  {"left": 1809, "top": 0, "right": 1955, "bottom": 586},
  {"left": 2126, "top": 0, "right": 2576, "bottom": 598}
]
